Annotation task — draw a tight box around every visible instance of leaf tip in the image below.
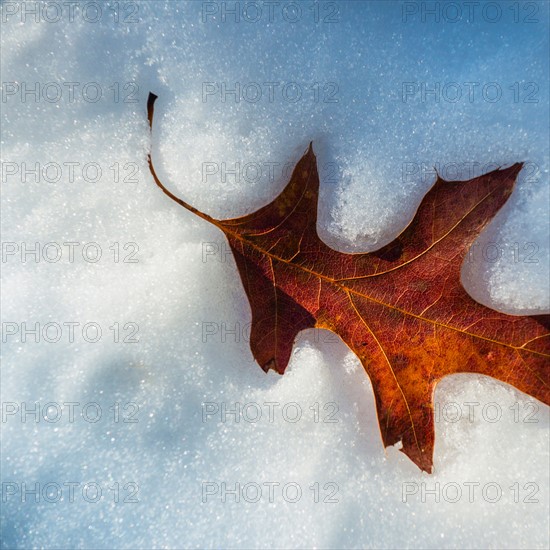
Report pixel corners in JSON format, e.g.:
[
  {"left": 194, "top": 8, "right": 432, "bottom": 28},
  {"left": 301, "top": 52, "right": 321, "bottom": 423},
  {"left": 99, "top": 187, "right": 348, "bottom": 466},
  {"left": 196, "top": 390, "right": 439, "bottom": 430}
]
[
  {"left": 400, "top": 446, "right": 434, "bottom": 474},
  {"left": 261, "top": 358, "right": 285, "bottom": 375},
  {"left": 511, "top": 161, "right": 524, "bottom": 177}
]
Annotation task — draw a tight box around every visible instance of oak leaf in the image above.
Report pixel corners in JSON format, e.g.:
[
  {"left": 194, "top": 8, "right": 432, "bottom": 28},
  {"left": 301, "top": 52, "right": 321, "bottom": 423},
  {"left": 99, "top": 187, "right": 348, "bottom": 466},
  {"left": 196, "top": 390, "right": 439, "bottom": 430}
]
[{"left": 147, "top": 93, "right": 549, "bottom": 472}]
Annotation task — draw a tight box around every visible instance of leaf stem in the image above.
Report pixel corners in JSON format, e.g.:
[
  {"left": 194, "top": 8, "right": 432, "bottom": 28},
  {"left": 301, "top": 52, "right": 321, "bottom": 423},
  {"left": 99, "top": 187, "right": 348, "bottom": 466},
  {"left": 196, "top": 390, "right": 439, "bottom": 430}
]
[{"left": 147, "top": 92, "right": 219, "bottom": 227}]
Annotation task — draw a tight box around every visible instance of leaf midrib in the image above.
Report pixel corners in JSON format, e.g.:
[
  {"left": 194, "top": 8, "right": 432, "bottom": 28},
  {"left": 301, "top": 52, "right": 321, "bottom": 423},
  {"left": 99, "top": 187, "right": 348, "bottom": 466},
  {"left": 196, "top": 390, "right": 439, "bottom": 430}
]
[{"left": 222, "top": 222, "right": 548, "bottom": 360}]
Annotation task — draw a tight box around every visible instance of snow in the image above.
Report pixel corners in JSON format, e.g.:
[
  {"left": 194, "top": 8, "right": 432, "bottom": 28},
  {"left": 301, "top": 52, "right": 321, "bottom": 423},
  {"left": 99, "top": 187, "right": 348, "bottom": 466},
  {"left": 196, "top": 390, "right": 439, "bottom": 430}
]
[{"left": 1, "top": 1, "right": 548, "bottom": 548}]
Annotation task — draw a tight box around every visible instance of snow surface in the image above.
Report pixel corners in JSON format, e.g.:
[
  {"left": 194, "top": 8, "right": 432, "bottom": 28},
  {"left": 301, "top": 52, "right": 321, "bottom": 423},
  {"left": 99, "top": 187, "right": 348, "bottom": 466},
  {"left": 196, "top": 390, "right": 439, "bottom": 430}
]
[{"left": 1, "top": 1, "right": 549, "bottom": 548}]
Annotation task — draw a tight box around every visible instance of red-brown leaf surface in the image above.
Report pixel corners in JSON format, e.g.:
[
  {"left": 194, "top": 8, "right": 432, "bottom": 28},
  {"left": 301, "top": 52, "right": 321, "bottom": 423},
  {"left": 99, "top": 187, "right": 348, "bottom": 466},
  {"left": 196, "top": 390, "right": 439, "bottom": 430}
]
[{"left": 147, "top": 93, "right": 549, "bottom": 472}]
